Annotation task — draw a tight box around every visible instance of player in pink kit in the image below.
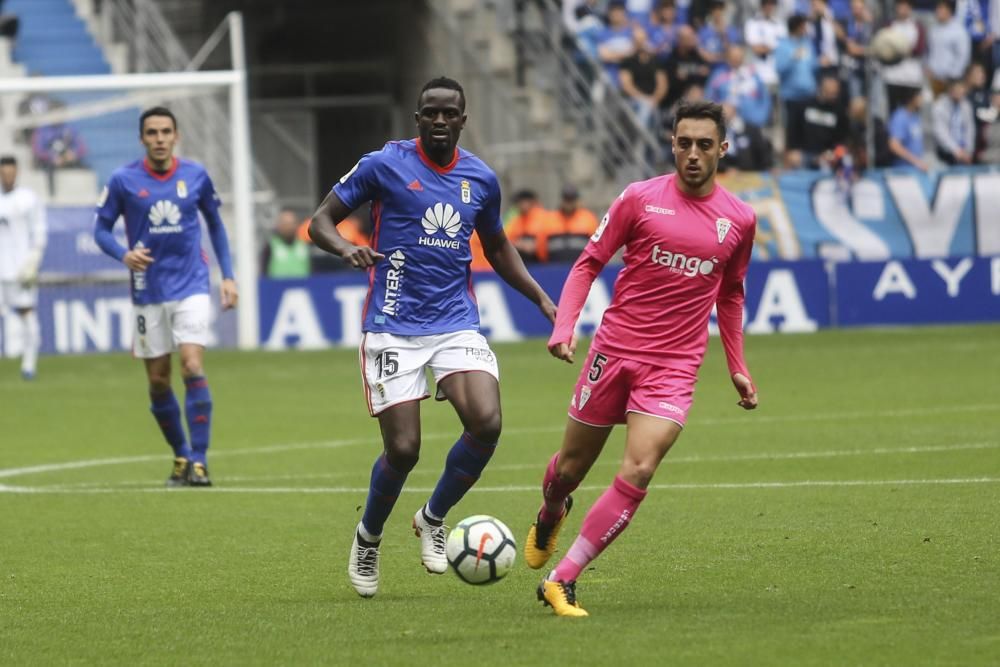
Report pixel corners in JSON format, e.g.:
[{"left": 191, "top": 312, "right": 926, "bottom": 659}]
[{"left": 524, "top": 101, "right": 759, "bottom": 617}]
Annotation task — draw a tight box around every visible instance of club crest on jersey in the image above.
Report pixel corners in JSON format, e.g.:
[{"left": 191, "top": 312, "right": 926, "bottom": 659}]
[
  {"left": 460, "top": 179, "right": 471, "bottom": 204},
  {"left": 716, "top": 218, "right": 732, "bottom": 244},
  {"left": 579, "top": 386, "right": 592, "bottom": 409},
  {"left": 177, "top": 180, "right": 188, "bottom": 198}
]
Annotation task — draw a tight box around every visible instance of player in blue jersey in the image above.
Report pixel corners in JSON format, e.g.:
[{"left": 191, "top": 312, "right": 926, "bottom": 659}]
[
  {"left": 93, "top": 106, "right": 237, "bottom": 488},
  {"left": 309, "top": 77, "right": 557, "bottom": 597}
]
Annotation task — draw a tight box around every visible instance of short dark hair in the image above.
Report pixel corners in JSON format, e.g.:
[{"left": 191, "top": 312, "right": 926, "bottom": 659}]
[
  {"left": 417, "top": 76, "right": 466, "bottom": 112},
  {"left": 673, "top": 100, "right": 726, "bottom": 142},
  {"left": 787, "top": 14, "right": 807, "bottom": 34},
  {"left": 139, "top": 106, "right": 177, "bottom": 134},
  {"left": 0, "top": 155, "right": 16, "bottom": 167}
]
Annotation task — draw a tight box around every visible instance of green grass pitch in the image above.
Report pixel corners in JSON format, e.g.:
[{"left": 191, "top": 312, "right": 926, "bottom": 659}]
[{"left": 1, "top": 325, "right": 998, "bottom": 666}]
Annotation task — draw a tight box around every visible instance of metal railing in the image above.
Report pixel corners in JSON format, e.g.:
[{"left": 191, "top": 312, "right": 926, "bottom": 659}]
[
  {"left": 427, "top": 0, "right": 658, "bottom": 198},
  {"left": 424, "top": 0, "right": 569, "bottom": 198},
  {"left": 513, "top": 0, "right": 659, "bottom": 184}
]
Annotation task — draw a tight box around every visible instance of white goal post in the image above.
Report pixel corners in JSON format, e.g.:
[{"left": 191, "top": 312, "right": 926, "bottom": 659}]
[{"left": 0, "top": 14, "right": 259, "bottom": 350}]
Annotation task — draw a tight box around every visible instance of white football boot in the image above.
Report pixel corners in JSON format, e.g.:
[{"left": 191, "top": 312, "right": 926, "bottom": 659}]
[
  {"left": 348, "top": 525, "right": 380, "bottom": 597},
  {"left": 412, "top": 506, "right": 448, "bottom": 574}
]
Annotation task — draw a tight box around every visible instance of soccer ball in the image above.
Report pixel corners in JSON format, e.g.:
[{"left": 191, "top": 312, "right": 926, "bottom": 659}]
[
  {"left": 869, "top": 27, "right": 912, "bottom": 65},
  {"left": 446, "top": 515, "right": 517, "bottom": 585}
]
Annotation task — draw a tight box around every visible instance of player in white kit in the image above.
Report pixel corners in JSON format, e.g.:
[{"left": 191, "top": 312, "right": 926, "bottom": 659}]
[{"left": 0, "top": 156, "right": 47, "bottom": 380}]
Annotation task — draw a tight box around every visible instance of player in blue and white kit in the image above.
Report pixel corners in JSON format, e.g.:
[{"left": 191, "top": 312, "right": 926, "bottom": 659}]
[
  {"left": 310, "top": 77, "right": 556, "bottom": 597},
  {"left": 94, "top": 107, "right": 238, "bottom": 488}
]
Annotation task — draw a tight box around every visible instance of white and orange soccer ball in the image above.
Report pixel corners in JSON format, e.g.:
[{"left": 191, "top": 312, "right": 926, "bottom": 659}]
[{"left": 446, "top": 515, "right": 517, "bottom": 585}]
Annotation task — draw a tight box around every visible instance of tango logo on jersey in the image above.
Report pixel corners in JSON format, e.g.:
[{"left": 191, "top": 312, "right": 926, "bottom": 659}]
[
  {"left": 148, "top": 200, "right": 183, "bottom": 234},
  {"left": 382, "top": 250, "right": 406, "bottom": 316},
  {"left": 650, "top": 245, "right": 717, "bottom": 277},
  {"left": 460, "top": 179, "right": 471, "bottom": 204},
  {"left": 419, "top": 202, "right": 462, "bottom": 250}
]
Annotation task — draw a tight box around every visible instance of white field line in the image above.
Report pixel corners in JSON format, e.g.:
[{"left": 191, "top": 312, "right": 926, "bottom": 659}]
[
  {"left": 3, "top": 477, "right": 999, "bottom": 495},
  {"left": 43, "top": 441, "right": 1000, "bottom": 488},
  {"left": 0, "top": 402, "right": 995, "bottom": 485}
]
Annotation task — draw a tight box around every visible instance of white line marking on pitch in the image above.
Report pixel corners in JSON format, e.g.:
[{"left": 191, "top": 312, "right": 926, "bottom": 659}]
[
  {"left": 0, "top": 402, "right": 994, "bottom": 483},
  {"left": 41, "top": 441, "right": 1000, "bottom": 488},
  {"left": 4, "top": 477, "right": 999, "bottom": 495}
]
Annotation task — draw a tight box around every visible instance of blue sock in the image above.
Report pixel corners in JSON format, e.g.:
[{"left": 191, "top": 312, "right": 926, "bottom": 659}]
[
  {"left": 428, "top": 432, "right": 497, "bottom": 520},
  {"left": 184, "top": 375, "right": 212, "bottom": 465},
  {"left": 150, "top": 389, "right": 191, "bottom": 459},
  {"left": 361, "top": 454, "right": 410, "bottom": 538}
]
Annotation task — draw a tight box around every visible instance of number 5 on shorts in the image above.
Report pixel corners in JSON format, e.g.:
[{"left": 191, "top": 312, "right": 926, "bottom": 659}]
[{"left": 588, "top": 353, "right": 608, "bottom": 382}]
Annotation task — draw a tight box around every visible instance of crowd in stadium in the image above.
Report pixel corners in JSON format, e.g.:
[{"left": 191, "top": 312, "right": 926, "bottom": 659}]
[
  {"left": 255, "top": 0, "right": 1000, "bottom": 276},
  {"left": 563, "top": 0, "right": 1000, "bottom": 172}
]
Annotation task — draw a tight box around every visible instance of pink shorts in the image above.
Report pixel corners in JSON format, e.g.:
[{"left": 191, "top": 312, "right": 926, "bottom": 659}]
[{"left": 567, "top": 347, "right": 696, "bottom": 428}]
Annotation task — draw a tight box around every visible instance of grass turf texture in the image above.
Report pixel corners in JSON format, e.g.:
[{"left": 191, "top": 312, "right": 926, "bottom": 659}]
[{"left": 1, "top": 324, "right": 998, "bottom": 666}]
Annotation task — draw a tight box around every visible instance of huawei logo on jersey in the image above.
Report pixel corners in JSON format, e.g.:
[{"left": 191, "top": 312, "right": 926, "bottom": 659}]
[
  {"left": 148, "top": 200, "right": 183, "bottom": 234},
  {"left": 419, "top": 202, "right": 462, "bottom": 250}
]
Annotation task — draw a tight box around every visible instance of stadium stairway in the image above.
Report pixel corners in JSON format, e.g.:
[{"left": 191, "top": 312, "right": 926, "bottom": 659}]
[
  {"left": 5, "top": 0, "right": 138, "bottom": 204},
  {"left": 432, "top": 0, "right": 639, "bottom": 212}
]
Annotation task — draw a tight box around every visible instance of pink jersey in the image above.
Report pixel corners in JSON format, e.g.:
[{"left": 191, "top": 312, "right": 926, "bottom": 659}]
[{"left": 549, "top": 173, "right": 756, "bottom": 380}]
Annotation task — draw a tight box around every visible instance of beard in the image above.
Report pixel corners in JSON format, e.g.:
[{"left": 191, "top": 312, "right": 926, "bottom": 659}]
[{"left": 677, "top": 160, "right": 717, "bottom": 190}]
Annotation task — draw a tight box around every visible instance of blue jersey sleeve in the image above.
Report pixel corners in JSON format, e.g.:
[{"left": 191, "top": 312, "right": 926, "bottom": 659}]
[
  {"left": 94, "top": 174, "right": 127, "bottom": 262},
  {"left": 332, "top": 150, "right": 383, "bottom": 211},
  {"left": 474, "top": 174, "right": 504, "bottom": 237},
  {"left": 198, "top": 172, "right": 234, "bottom": 280},
  {"left": 888, "top": 110, "right": 907, "bottom": 141}
]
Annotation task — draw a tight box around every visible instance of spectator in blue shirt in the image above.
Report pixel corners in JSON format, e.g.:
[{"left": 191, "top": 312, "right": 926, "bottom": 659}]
[
  {"left": 775, "top": 15, "right": 818, "bottom": 102},
  {"left": 888, "top": 87, "right": 929, "bottom": 170},
  {"left": 697, "top": 1, "right": 742, "bottom": 69},
  {"left": 705, "top": 44, "right": 773, "bottom": 127},
  {"left": 775, "top": 14, "right": 818, "bottom": 149},
  {"left": 598, "top": 1, "right": 637, "bottom": 85},
  {"left": 646, "top": 0, "right": 681, "bottom": 62}
]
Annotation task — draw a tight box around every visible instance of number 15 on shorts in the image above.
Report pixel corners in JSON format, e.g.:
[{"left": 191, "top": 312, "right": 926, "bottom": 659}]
[{"left": 375, "top": 351, "right": 398, "bottom": 379}]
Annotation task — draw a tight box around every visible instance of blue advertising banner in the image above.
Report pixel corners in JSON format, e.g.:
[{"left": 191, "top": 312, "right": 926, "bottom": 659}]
[
  {"left": 0, "top": 284, "right": 238, "bottom": 357},
  {"left": 726, "top": 166, "right": 1000, "bottom": 261},
  {"left": 4, "top": 167, "right": 999, "bottom": 358},
  {"left": 43, "top": 207, "right": 128, "bottom": 277},
  {"left": 835, "top": 257, "right": 1000, "bottom": 326},
  {"left": 257, "top": 261, "right": 831, "bottom": 350}
]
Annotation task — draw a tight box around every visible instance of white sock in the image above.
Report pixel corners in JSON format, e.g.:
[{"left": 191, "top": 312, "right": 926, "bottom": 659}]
[
  {"left": 20, "top": 311, "right": 39, "bottom": 375},
  {"left": 422, "top": 503, "right": 443, "bottom": 523},
  {"left": 357, "top": 522, "right": 381, "bottom": 544}
]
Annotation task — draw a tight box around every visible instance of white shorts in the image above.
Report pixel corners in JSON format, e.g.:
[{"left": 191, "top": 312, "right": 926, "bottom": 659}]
[
  {"left": 360, "top": 330, "right": 500, "bottom": 416},
  {"left": 132, "top": 293, "right": 211, "bottom": 359},
  {"left": 0, "top": 281, "right": 38, "bottom": 310}
]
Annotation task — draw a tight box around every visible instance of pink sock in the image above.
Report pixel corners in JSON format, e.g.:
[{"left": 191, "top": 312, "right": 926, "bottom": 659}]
[
  {"left": 538, "top": 453, "right": 580, "bottom": 525},
  {"left": 552, "top": 475, "right": 647, "bottom": 582}
]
